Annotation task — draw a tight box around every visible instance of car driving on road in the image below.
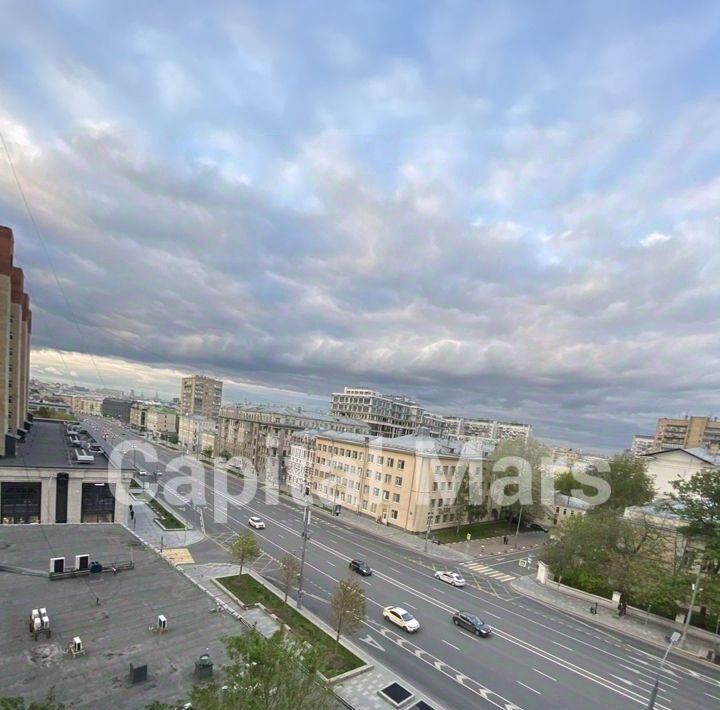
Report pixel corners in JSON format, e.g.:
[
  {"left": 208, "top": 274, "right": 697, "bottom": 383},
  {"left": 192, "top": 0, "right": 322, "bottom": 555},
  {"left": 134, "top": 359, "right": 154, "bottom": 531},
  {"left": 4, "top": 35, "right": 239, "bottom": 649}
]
[
  {"left": 248, "top": 516, "right": 266, "bottom": 529},
  {"left": 349, "top": 559, "right": 372, "bottom": 576},
  {"left": 434, "top": 570, "right": 466, "bottom": 587},
  {"left": 452, "top": 610, "right": 492, "bottom": 637},
  {"left": 383, "top": 606, "right": 420, "bottom": 633}
]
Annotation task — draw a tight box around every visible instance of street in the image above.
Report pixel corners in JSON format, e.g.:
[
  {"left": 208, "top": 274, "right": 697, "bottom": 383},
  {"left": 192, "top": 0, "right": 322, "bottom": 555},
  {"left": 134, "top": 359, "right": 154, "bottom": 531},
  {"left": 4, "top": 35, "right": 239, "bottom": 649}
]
[{"left": 89, "top": 417, "right": 720, "bottom": 710}]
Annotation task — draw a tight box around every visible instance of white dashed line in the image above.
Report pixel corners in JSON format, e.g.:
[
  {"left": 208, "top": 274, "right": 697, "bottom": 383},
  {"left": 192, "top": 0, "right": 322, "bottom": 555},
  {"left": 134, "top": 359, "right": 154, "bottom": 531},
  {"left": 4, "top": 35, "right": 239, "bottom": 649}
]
[
  {"left": 533, "top": 668, "right": 557, "bottom": 682},
  {"left": 442, "top": 639, "right": 460, "bottom": 650},
  {"left": 517, "top": 681, "right": 541, "bottom": 695}
]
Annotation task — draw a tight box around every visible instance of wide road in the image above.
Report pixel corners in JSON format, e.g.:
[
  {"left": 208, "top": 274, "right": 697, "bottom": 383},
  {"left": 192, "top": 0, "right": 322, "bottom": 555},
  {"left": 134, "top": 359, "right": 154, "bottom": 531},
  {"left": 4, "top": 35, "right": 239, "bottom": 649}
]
[{"left": 88, "top": 417, "right": 720, "bottom": 710}]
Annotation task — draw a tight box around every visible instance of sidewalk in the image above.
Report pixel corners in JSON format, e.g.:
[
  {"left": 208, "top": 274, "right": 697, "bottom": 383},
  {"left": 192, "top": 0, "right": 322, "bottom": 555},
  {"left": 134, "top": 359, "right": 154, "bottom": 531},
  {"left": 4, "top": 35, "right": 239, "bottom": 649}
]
[{"left": 512, "top": 575, "right": 720, "bottom": 664}]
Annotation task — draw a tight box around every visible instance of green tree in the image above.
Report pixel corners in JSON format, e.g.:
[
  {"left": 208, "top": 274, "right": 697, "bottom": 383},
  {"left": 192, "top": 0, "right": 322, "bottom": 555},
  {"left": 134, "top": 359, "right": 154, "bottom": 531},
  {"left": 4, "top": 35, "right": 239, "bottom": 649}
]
[
  {"left": 230, "top": 531, "right": 261, "bottom": 576},
  {"left": 593, "top": 454, "right": 655, "bottom": 511},
  {"left": 278, "top": 553, "right": 301, "bottom": 606},
  {"left": 329, "top": 577, "right": 366, "bottom": 645},
  {"left": 202, "top": 446, "right": 214, "bottom": 458},
  {"left": 0, "top": 690, "right": 65, "bottom": 709},
  {"left": 190, "top": 630, "right": 333, "bottom": 710},
  {"left": 554, "top": 470, "right": 598, "bottom": 497}
]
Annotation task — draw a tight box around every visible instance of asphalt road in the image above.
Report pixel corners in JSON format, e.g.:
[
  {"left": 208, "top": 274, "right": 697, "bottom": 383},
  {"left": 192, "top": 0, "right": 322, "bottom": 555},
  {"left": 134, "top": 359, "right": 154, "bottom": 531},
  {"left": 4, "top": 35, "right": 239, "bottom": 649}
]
[{"left": 87, "top": 417, "right": 720, "bottom": 710}]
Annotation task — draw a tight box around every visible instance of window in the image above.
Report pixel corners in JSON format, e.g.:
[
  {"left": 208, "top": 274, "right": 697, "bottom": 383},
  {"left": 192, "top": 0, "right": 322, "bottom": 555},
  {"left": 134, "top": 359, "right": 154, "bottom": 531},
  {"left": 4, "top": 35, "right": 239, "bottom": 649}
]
[
  {"left": 362, "top": 500, "right": 368, "bottom": 510},
  {"left": 81, "top": 483, "right": 115, "bottom": 523},
  {"left": 432, "top": 481, "right": 438, "bottom": 491},
  {"left": 352, "top": 451, "right": 358, "bottom": 459},
  {"left": 395, "top": 476, "right": 403, "bottom": 486},
  {"left": 443, "top": 466, "right": 448, "bottom": 475},
  {"left": 397, "top": 460, "right": 405, "bottom": 470},
  {"left": 375, "top": 471, "right": 381, "bottom": 481},
  {"left": 435, "top": 465, "right": 441, "bottom": 475},
  {"left": 555, "top": 506, "right": 560, "bottom": 513},
  {"left": 392, "top": 493, "right": 400, "bottom": 503},
  {"left": 430, "top": 499, "right": 435, "bottom": 507},
  {"left": 450, "top": 466, "right": 455, "bottom": 476},
  {"left": 368, "top": 454, "right": 374, "bottom": 463},
  {"left": 377, "top": 456, "right": 384, "bottom": 465},
  {"left": 387, "top": 457, "right": 394, "bottom": 467},
  {"left": 383, "top": 490, "right": 390, "bottom": 500},
  {"left": 442, "top": 514, "right": 448, "bottom": 522},
  {"left": 1, "top": 482, "right": 41, "bottom": 524},
  {"left": 435, "top": 515, "right": 441, "bottom": 523},
  {"left": 333, "top": 447, "right": 338, "bottom": 454},
  {"left": 370, "top": 503, "right": 377, "bottom": 513},
  {"left": 390, "top": 509, "right": 398, "bottom": 520},
  {"left": 373, "top": 487, "right": 380, "bottom": 497},
  {"left": 384, "top": 474, "right": 392, "bottom": 484},
  {"left": 363, "top": 485, "right": 369, "bottom": 494}
]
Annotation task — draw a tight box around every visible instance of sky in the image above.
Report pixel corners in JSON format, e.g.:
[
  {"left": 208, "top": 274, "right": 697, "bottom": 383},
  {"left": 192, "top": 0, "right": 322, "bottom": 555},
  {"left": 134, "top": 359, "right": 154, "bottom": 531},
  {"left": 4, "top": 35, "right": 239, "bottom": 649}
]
[{"left": 2, "top": 1, "right": 720, "bottom": 451}]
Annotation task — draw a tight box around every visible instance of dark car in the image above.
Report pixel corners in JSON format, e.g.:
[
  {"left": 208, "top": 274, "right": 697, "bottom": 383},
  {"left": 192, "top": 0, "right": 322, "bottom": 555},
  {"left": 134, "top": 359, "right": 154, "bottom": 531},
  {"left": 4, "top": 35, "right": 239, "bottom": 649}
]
[
  {"left": 349, "top": 559, "right": 372, "bottom": 576},
  {"left": 528, "top": 521, "right": 549, "bottom": 533},
  {"left": 452, "top": 611, "right": 492, "bottom": 637}
]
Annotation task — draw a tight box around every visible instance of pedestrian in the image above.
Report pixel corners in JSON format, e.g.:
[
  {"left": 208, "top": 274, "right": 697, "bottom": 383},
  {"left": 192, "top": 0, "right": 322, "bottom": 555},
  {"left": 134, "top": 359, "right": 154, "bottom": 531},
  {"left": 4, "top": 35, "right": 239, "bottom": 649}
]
[
  {"left": 130, "top": 509, "right": 135, "bottom": 522},
  {"left": 503, "top": 535, "right": 508, "bottom": 545}
]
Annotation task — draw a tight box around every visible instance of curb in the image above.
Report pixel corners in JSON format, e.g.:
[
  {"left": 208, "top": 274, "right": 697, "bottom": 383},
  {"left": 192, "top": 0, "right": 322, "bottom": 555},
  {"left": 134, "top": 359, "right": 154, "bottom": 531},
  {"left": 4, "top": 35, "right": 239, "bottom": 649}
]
[{"left": 511, "top": 578, "right": 720, "bottom": 669}]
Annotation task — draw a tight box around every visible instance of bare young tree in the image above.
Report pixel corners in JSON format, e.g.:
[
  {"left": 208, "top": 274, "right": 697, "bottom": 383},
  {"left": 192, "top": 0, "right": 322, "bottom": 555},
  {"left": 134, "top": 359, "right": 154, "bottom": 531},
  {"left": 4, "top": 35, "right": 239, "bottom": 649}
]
[
  {"left": 230, "top": 531, "right": 261, "bottom": 576},
  {"left": 330, "top": 577, "right": 366, "bottom": 645},
  {"left": 278, "top": 553, "right": 301, "bottom": 606}
]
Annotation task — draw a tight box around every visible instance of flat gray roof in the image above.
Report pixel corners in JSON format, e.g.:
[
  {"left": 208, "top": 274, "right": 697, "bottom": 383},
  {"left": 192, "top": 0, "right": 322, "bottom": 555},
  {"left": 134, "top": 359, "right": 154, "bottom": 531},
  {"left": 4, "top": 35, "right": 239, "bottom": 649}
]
[
  {"left": 0, "top": 420, "right": 128, "bottom": 469},
  {"left": 0, "top": 524, "right": 240, "bottom": 708}
]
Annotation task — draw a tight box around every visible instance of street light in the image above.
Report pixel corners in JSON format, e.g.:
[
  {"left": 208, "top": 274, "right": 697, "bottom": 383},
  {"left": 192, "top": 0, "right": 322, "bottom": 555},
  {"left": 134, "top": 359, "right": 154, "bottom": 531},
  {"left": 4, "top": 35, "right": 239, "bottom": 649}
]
[
  {"left": 297, "top": 493, "right": 311, "bottom": 610},
  {"left": 514, "top": 505, "right": 524, "bottom": 549},
  {"left": 647, "top": 631, "right": 680, "bottom": 709}
]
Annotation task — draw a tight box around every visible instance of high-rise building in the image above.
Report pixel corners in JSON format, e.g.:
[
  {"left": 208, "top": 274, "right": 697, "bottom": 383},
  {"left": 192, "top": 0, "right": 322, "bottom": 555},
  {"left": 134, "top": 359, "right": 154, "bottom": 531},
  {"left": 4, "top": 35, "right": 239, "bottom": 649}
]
[
  {"left": 654, "top": 416, "right": 720, "bottom": 452},
  {"left": 0, "top": 226, "right": 31, "bottom": 457},
  {"left": 180, "top": 375, "right": 223, "bottom": 418},
  {"left": 330, "top": 387, "right": 445, "bottom": 437},
  {"left": 631, "top": 434, "right": 656, "bottom": 457}
]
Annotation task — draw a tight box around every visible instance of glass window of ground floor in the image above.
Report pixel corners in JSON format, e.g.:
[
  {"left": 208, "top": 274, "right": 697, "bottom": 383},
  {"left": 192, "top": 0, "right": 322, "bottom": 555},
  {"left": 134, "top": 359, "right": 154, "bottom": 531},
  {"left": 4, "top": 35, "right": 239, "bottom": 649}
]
[
  {"left": 81, "top": 482, "right": 115, "bottom": 522},
  {"left": 1, "top": 481, "right": 41, "bottom": 524}
]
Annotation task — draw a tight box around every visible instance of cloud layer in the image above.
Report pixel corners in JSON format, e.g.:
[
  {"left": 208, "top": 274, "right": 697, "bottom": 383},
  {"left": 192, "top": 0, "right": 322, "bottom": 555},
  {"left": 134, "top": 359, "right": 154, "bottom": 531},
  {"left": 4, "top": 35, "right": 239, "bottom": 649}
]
[{"left": 3, "top": 1, "right": 720, "bottom": 450}]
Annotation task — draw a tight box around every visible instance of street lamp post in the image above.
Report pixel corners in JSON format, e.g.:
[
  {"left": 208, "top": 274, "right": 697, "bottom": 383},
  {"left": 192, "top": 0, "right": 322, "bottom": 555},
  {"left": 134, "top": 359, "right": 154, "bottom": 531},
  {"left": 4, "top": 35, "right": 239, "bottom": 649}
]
[
  {"left": 514, "top": 505, "right": 524, "bottom": 549},
  {"left": 424, "top": 509, "right": 433, "bottom": 553},
  {"left": 680, "top": 565, "right": 702, "bottom": 647},
  {"left": 647, "top": 631, "right": 681, "bottom": 709},
  {"left": 297, "top": 499, "right": 311, "bottom": 610}
]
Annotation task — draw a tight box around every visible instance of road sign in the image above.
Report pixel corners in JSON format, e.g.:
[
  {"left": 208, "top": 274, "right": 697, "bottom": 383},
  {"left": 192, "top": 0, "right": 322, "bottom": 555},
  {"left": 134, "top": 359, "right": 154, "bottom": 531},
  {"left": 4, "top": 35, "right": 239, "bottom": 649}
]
[
  {"left": 518, "top": 559, "right": 527, "bottom": 567},
  {"left": 466, "top": 533, "right": 471, "bottom": 541}
]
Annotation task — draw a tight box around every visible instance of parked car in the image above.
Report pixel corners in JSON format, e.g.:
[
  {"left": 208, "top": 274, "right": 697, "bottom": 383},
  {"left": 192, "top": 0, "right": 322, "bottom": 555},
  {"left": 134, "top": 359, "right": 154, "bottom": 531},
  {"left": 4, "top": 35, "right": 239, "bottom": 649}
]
[
  {"left": 528, "top": 521, "right": 549, "bottom": 533},
  {"left": 434, "top": 570, "right": 466, "bottom": 587},
  {"left": 383, "top": 606, "right": 420, "bottom": 633},
  {"left": 248, "top": 516, "right": 266, "bottom": 529},
  {"left": 349, "top": 559, "right": 372, "bottom": 576},
  {"left": 452, "top": 610, "right": 492, "bottom": 637}
]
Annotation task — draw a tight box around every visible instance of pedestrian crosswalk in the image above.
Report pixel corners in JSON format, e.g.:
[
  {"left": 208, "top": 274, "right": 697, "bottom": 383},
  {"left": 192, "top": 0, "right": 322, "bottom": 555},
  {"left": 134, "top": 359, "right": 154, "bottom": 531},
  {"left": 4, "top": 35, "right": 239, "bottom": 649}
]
[{"left": 461, "top": 561, "right": 515, "bottom": 583}]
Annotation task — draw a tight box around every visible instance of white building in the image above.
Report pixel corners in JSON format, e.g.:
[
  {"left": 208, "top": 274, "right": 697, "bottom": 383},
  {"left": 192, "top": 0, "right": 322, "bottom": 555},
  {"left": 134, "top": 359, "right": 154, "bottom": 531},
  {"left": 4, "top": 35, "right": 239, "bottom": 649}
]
[
  {"left": 178, "top": 414, "right": 217, "bottom": 453},
  {"left": 640, "top": 447, "right": 720, "bottom": 497},
  {"left": 631, "top": 434, "right": 656, "bottom": 457}
]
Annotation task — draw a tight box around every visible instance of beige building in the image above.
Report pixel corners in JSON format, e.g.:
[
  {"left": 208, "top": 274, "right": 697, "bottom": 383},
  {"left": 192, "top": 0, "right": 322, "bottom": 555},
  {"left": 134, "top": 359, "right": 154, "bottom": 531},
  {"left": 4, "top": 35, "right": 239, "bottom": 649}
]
[
  {"left": 631, "top": 434, "right": 656, "bottom": 457},
  {"left": 178, "top": 414, "right": 217, "bottom": 453},
  {"left": 129, "top": 402, "right": 149, "bottom": 430},
  {"left": 180, "top": 375, "right": 223, "bottom": 418},
  {"left": 546, "top": 492, "right": 592, "bottom": 526},
  {"left": 145, "top": 407, "right": 178, "bottom": 435},
  {"left": 0, "top": 227, "right": 32, "bottom": 457},
  {"left": 198, "top": 430, "right": 216, "bottom": 456},
  {"left": 654, "top": 416, "right": 720, "bottom": 452},
  {"left": 288, "top": 430, "right": 496, "bottom": 533},
  {"left": 217, "top": 405, "right": 369, "bottom": 481},
  {"left": 66, "top": 395, "right": 104, "bottom": 417}
]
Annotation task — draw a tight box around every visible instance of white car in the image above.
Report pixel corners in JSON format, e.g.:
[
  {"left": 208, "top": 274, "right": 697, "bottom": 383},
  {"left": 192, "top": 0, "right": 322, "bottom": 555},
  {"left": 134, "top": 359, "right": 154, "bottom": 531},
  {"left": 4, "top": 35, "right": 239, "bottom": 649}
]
[
  {"left": 248, "top": 516, "right": 266, "bottom": 529},
  {"left": 137, "top": 469, "right": 148, "bottom": 477},
  {"left": 383, "top": 606, "right": 420, "bottom": 633},
  {"left": 434, "top": 570, "right": 467, "bottom": 587}
]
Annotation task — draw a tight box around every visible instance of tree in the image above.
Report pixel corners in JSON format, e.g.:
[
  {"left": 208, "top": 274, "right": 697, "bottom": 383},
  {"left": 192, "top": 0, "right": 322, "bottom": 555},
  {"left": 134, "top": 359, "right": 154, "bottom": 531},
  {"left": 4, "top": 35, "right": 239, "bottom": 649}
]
[
  {"left": 593, "top": 454, "right": 655, "bottom": 511},
  {"left": 554, "top": 470, "right": 598, "bottom": 497},
  {"left": 0, "top": 690, "right": 65, "bottom": 709},
  {"left": 230, "top": 531, "right": 261, "bottom": 576},
  {"left": 278, "top": 553, "right": 301, "bottom": 606},
  {"left": 190, "top": 630, "right": 333, "bottom": 710},
  {"left": 329, "top": 577, "right": 366, "bottom": 645},
  {"left": 202, "top": 446, "right": 214, "bottom": 458}
]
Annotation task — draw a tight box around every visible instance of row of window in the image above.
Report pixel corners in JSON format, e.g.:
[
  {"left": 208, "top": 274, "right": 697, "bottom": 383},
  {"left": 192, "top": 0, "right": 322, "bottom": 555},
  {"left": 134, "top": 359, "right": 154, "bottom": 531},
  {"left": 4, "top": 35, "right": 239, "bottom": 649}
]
[{"left": 316, "top": 444, "right": 407, "bottom": 469}]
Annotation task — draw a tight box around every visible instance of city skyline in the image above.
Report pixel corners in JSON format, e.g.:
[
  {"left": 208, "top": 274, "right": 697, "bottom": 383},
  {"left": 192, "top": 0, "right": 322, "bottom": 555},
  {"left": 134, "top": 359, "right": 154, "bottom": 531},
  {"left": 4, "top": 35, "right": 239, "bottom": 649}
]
[{"left": 3, "top": 2, "right": 720, "bottom": 450}]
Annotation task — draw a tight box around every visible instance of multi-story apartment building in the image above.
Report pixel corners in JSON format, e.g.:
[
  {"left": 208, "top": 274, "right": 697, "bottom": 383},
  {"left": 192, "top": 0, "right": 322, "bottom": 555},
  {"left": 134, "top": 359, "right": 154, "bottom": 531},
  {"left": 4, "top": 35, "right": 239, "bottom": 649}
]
[
  {"left": 129, "top": 402, "right": 149, "bottom": 430},
  {"left": 145, "top": 407, "right": 178, "bottom": 436},
  {"left": 178, "top": 414, "right": 217, "bottom": 453},
  {"left": 443, "top": 416, "right": 532, "bottom": 443},
  {"left": 330, "top": 387, "right": 445, "bottom": 437},
  {"left": 288, "top": 430, "right": 496, "bottom": 532},
  {"left": 217, "top": 405, "right": 369, "bottom": 480},
  {"left": 101, "top": 397, "right": 133, "bottom": 422},
  {"left": 631, "top": 434, "right": 656, "bottom": 457},
  {"left": 0, "top": 226, "right": 31, "bottom": 457},
  {"left": 654, "top": 416, "right": 720, "bottom": 452},
  {"left": 65, "top": 395, "right": 104, "bottom": 417},
  {"left": 180, "top": 375, "right": 223, "bottom": 418}
]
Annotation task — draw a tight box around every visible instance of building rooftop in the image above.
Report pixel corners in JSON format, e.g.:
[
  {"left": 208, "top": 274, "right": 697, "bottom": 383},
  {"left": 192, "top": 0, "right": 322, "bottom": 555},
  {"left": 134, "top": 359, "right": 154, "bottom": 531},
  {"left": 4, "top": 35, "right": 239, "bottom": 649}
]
[
  {"left": 0, "top": 419, "right": 130, "bottom": 469},
  {"left": 641, "top": 446, "right": 720, "bottom": 464},
  {"left": 221, "top": 404, "right": 369, "bottom": 428},
  {"left": 0, "top": 524, "right": 239, "bottom": 708}
]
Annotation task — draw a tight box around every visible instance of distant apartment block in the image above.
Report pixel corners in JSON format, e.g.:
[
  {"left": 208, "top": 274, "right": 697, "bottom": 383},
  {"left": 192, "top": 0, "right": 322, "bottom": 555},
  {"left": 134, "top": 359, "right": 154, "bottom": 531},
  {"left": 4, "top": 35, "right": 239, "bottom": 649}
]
[
  {"left": 654, "top": 416, "right": 720, "bottom": 452},
  {"left": 145, "top": 407, "right": 178, "bottom": 435},
  {"left": 631, "top": 434, "right": 656, "bottom": 457},
  {"left": 443, "top": 416, "right": 532, "bottom": 443},
  {"left": 0, "top": 227, "right": 31, "bottom": 457},
  {"left": 287, "top": 430, "right": 496, "bottom": 533},
  {"left": 217, "top": 404, "right": 369, "bottom": 480},
  {"left": 179, "top": 414, "right": 217, "bottom": 453},
  {"left": 330, "top": 387, "right": 444, "bottom": 437},
  {"left": 180, "top": 375, "right": 223, "bottom": 418},
  {"left": 65, "top": 395, "right": 104, "bottom": 417}
]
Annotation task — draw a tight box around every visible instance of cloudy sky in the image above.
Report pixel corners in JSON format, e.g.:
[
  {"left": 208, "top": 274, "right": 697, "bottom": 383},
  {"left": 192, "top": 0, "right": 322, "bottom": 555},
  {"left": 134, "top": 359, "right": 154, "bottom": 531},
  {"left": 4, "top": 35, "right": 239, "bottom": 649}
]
[{"left": 2, "top": 1, "right": 719, "bottom": 451}]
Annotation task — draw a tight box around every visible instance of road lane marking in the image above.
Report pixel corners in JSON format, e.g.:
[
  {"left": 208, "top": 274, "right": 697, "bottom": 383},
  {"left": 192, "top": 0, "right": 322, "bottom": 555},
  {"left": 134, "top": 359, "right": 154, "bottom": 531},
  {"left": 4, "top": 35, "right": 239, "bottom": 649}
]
[
  {"left": 533, "top": 669, "right": 557, "bottom": 682},
  {"left": 442, "top": 639, "right": 460, "bottom": 650},
  {"left": 517, "top": 681, "right": 541, "bottom": 695},
  {"left": 482, "top": 611, "right": 502, "bottom": 619},
  {"left": 610, "top": 675, "right": 634, "bottom": 686},
  {"left": 327, "top": 561, "right": 336, "bottom": 566},
  {"left": 705, "top": 692, "right": 720, "bottom": 701},
  {"left": 551, "top": 641, "right": 574, "bottom": 651}
]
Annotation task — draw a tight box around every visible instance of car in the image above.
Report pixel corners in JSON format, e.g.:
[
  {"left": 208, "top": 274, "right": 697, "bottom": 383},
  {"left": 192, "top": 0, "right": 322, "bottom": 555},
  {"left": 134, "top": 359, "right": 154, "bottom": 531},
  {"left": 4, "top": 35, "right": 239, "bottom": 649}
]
[
  {"left": 248, "top": 516, "right": 266, "bottom": 529},
  {"left": 349, "top": 559, "right": 372, "bottom": 576},
  {"left": 434, "top": 570, "right": 466, "bottom": 587},
  {"left": 137, "top": 469, "right": 148, "bottom": 477},
  {"left": 452, "top": 610, "right": 492, "bottom": 637},
  {"left": 154, "top": 470, "right": 164, "bottom": 478},
  {"left": 383, "top": 606, "right": 420, "bottom": 633}
]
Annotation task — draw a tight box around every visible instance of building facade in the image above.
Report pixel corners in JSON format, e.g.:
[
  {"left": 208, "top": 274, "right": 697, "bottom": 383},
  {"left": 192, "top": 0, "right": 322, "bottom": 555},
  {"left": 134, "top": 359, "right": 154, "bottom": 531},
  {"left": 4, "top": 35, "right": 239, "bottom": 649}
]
[
  {"left": 145, "top": 407, "right": 178, "bottom": 435},
  {"left": 654, "top": 416, "right": 720, "bottom": 452},
  {"left": 287, "top": 431, "right": 496, "bottom": 533},
  {"left": 0, "top": 227, "right": 32, "bottom": 457},
  {"left": 180, "top": 375, "right": 223, "bottom": 418},
  {"left": 129, "top": 403, "right": 149, "bottom": 430},
  {"left": 217, "top": 405, "right": 369, "bottom": 480},
  {"left": 101, "top": 398, "right": 133, "bottom": 422},
  {"left": 66, "top": 395, "right": 104, "bottom": 417},
  {"left": 631, "top": 434, "right": 656, "bottom": 457},
  {"left": 641, "top": 447, "right": 720, "bottom": 497},
  {"left": 444, "top": 416, "right": 532, "bottom": 443},
  {"left": 178, "top": 414, "right": 217, "bottom": 453},
  {"left": 545, "top": 492, "right": 592, "bottom": 526}
]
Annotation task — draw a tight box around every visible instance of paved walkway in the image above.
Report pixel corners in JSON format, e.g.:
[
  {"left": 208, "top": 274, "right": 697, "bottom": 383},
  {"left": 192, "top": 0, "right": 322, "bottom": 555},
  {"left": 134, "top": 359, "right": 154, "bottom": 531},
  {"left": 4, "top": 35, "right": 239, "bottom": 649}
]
[{"left": 512, "top": 575, "right": 720, "bottom": 662}]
